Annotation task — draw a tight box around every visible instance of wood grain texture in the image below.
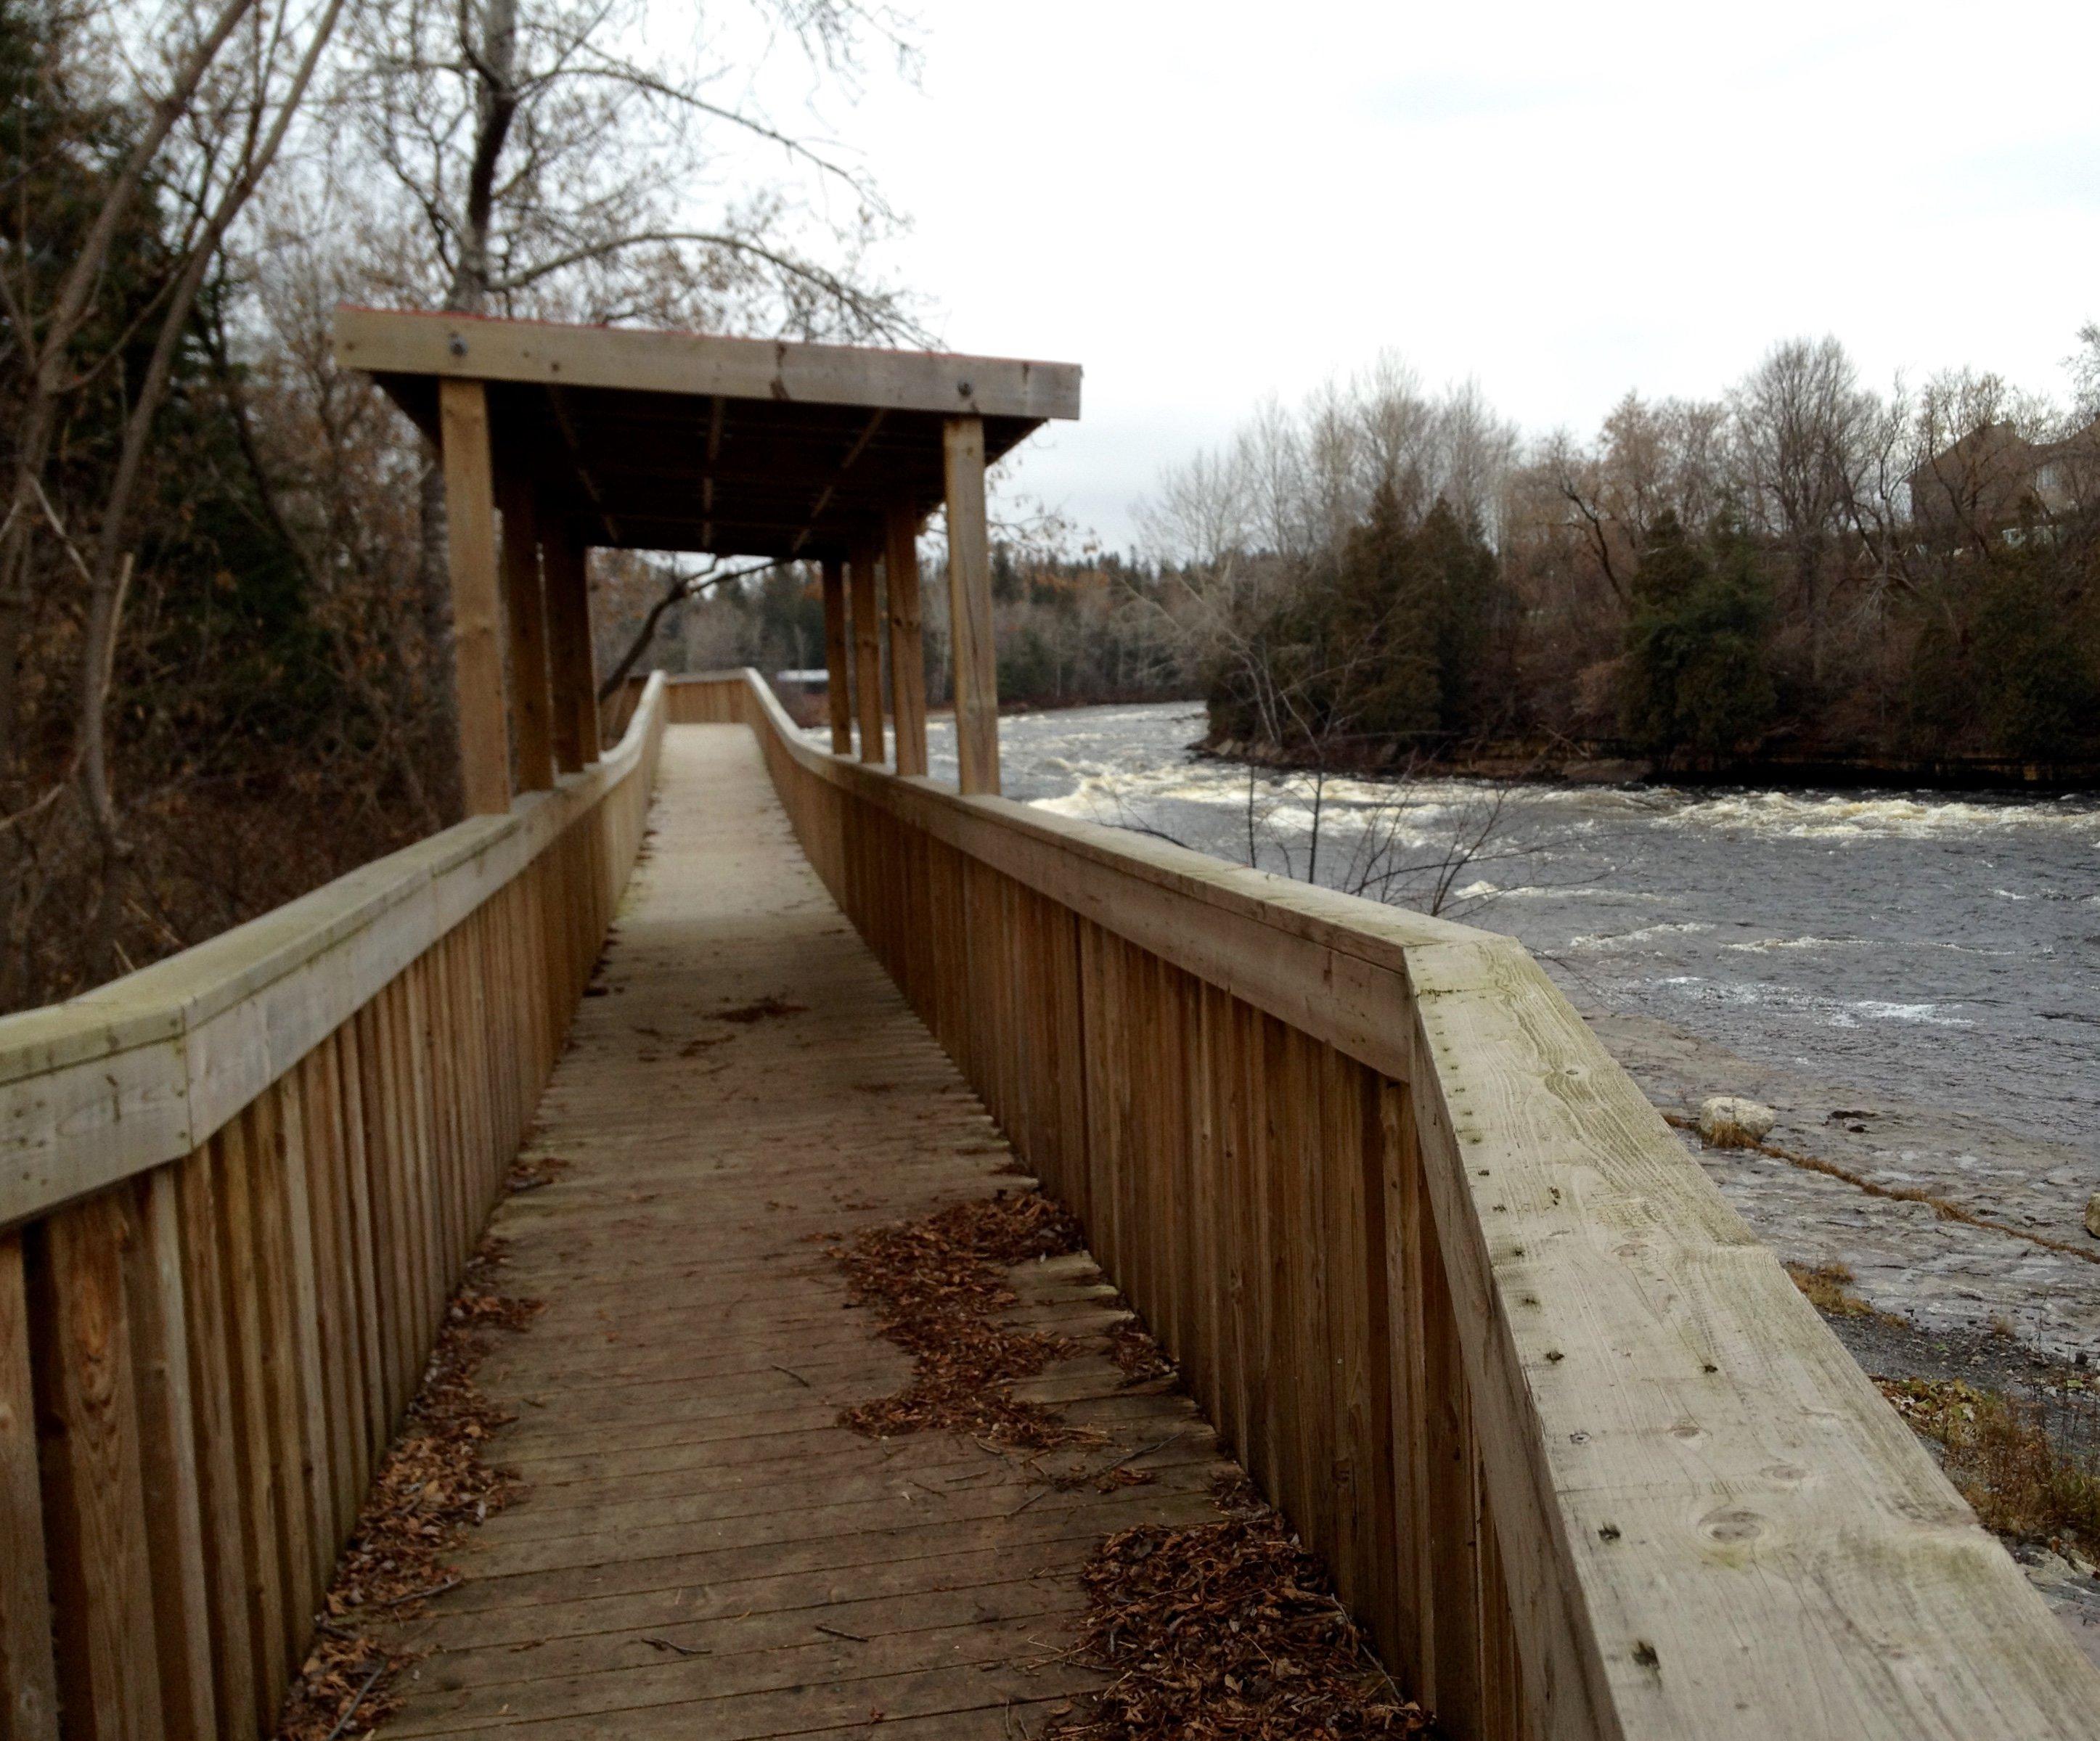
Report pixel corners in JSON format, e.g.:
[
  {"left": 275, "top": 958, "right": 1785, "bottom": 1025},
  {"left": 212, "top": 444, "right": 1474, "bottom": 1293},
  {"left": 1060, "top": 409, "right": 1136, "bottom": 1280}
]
[
  {"left": 539, "top": 518, "right": 596, "bottom": 773},
  {"left": 0, "top": 1235, "right": 57, "bottom": 1741},
  {"left": 123, "top": 1173, "right": 217, "bottom": 1741},
  {"left": 441, "top": 377, "right": 511, "bottom": 816},
  {"left": 9, "top": 653, "right": 2094, "bottom": 1741},
  {"left": 819, "top": 558, "right": 852, "bottom": 755},
  {"left": 849, "top": 539, "right": 885, "bottom": 766},
  {"left": 335, "top": 306, "right": 1083, "bottom": 422},
  {"left": 497, "top": 475, "right": 555, "bottom": 793},
  {"left": 884, "top": 505, "right": 928, "bottom": 777},
  {"left": 941, "top": 419, "right": 999, "bottom": 795},
  {"left": 30, "top": 1191, "right": 164, "bottom": 1741}
]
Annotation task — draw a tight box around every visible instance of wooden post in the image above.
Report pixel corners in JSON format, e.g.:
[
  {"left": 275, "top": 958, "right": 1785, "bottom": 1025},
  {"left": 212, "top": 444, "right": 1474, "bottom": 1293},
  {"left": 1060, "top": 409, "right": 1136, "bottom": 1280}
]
[
  {"left": 942, "top": 417, "right": 1000, "bottom": 795},
  {"left": 438, "top": 379, "right": 510, "bottom": 816},
  {"left": 496, "top": 474, "right": 554, "bottom": 793},
  {"left": 849, "top": 539, "right": 885, "bottom": 766},
  {"left": 820, "top": 558, "right": 852, "bottom": 755},
  {"left": 541, "top": 518, "right": 598, "bottom": 770},
  {"left": 884, "top": 506, "right": 928, "bottom": 777}
]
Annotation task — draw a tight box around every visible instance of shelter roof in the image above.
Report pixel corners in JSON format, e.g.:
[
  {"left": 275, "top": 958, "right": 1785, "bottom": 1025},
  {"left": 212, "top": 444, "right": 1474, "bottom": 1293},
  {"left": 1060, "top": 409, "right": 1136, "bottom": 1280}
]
[{"left": 334, "top": 306, "right": 1082, "bottom": 559}]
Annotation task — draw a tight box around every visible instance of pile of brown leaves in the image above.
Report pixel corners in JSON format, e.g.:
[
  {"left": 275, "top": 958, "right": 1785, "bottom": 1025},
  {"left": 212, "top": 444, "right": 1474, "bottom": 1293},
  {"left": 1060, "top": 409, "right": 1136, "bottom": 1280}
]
[
  {"left": 829, "top": 1190, "right": 1098, "bottom": 1449},
  {"left": 1045, "top": 1479, "right": 1429, "bottom": 1740},
  {"left": 1108, "top": 1306, "right": 1178, "bottom": 1385},
  {"left": 274, "top": 1238, "right": 541, "bottom": 1741}
]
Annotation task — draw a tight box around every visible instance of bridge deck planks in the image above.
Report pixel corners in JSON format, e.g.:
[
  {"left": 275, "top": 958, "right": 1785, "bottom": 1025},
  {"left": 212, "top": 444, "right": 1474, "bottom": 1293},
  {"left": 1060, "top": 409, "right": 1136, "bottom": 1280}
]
[{"left": 375, "top": 725, "right": 1237, "bottom": 1741}]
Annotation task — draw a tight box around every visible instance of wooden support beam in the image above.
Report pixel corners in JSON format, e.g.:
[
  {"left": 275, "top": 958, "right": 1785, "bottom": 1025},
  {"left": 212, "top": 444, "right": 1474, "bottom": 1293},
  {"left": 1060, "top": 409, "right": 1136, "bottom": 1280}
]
[
  {"left": 849, "top": 540, "right": 885, "bottom": 766},
  {"left": 820, "top": 559, "right": 852, "bottom": 755},
  {"left": 884, "top": 506, "right": 928, "bottom": 778},
  {"left": 496, "top": 474, "right": 555, "bottom": 793},
  {"left": 942, "top": 417, "right": 1000, "bottom": 795},
  {"left": 438, "top": 379, "right": 511, "bottom": 816},
  {"left": 541, "top": 519, "right": 597, "bottom": 770}
]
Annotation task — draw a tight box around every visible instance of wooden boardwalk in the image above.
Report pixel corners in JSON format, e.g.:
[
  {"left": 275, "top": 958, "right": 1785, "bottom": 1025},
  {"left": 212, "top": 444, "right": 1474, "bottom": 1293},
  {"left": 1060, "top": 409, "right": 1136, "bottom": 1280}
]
[{"left": 376, "top": 726, "right": 1235, "bottom": 1741}]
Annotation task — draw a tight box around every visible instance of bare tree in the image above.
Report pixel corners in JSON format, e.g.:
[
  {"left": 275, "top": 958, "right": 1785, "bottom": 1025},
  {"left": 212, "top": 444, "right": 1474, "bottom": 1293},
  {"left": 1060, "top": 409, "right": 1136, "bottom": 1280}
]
[
  {"left": 1, "top": 0, "right": 348, "bottom": 982},
  {"left": 1730, "top": 336, "right": 1872, "bottom": 683}
]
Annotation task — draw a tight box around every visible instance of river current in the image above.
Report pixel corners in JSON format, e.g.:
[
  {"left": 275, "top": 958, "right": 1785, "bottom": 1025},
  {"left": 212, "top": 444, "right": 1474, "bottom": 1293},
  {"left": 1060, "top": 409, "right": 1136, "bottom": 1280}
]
[{"left": 923, "top": 701, "right": 2100, "bottom": 1168}]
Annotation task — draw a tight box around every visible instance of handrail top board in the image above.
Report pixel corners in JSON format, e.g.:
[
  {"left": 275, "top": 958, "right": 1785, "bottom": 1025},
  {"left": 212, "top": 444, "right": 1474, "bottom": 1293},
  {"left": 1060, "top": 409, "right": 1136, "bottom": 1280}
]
[{"left": 0, "top": 673, "right": 669, "bottom": 1229}]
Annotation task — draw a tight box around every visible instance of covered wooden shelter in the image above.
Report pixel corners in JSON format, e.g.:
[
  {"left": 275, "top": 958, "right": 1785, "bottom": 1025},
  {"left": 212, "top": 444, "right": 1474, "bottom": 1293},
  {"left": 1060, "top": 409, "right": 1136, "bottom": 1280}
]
[{"left": 334, "top": 307, "right": 1083, "bottom": 808}]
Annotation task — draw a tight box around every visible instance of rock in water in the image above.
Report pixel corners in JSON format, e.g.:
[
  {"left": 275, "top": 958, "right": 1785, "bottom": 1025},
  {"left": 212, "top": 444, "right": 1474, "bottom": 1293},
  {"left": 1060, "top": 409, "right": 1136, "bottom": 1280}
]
[
  {"left": 1697, "top": 1095, "right": 1776, "bottom": 1149},
  {"left": 2085, "top": 1192, "right": 2100, "bottom": 1240}
]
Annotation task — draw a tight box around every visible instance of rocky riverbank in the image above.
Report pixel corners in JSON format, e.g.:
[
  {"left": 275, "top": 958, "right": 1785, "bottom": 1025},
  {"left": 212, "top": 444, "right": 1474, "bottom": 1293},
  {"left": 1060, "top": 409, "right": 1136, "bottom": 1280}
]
[{"left": 1587, "top": 1005, "right": 2100, "bottom": 1361}]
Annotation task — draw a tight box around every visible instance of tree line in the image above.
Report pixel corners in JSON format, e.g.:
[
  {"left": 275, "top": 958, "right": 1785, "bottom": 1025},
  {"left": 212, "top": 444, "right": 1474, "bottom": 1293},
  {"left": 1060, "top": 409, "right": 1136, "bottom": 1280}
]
[
  {"left": 618, "top": 540, "right": 1190, "bottom": 714},
  {"left": 1145, "top": 337, "right": 2100, "bottom": 780}
]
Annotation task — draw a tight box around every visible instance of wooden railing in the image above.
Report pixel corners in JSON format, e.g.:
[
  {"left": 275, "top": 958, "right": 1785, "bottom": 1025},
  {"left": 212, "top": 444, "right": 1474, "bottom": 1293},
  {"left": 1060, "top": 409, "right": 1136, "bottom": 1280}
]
[
  {"left": 0, "top": 674, "right": 665, "bottom": 1741},
  {"left": 679, "top": 667, "right": 2100, "bottom": 1741}
]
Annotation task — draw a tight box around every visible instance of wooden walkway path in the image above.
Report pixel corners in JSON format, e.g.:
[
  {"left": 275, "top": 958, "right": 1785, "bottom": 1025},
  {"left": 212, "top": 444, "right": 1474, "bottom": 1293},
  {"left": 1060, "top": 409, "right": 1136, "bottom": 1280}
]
[{"left": 375, "top": 726, "right": 1235, "bottom": 1741}]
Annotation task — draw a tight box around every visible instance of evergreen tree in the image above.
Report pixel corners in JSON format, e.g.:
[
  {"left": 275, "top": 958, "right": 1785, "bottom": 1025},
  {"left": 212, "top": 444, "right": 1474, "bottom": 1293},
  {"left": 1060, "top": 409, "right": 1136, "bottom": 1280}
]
[
  {"left": 1416, "top": 498, "right": 1500, "bottom": 736},
  {"left": 1331, "top": 478, "right": 1438, "bottom": 740},
  {"left": 1619, "top": 513, "right": 1776, "bottom": 762}
]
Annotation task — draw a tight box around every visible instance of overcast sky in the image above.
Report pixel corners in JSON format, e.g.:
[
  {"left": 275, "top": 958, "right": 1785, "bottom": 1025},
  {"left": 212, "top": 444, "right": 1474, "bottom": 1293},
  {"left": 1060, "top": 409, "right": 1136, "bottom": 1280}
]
[{"left": 803, "top": 0, "right": 2100, "bottom": 549}]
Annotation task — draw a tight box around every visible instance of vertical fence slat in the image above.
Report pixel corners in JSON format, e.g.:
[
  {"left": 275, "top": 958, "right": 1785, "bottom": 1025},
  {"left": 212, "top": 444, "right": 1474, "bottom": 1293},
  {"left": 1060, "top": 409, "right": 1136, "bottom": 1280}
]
[
  {"left": 126, "top": 1172, "right": 218, "bottom": 1741},
  {"left": 0, "top": 1233, "right": 57, "bottom": 1741},
  {"left": 332, "top": 1018, "right": 389, "bottom": 1476},
  {"left": 30, "top": 1192, "right": 165, "bottom": 1741},
  {"left": 172, "top": 1150, "right": 257, "bottom": 1741},
  {"left": 273, "top": 1070, "right": 337, "bottom": 1602},
  {"left": 300, "top": 1044, "right": 361, "bottom": 1549},
  {"left": 211, "top": 1113, "right": 290, "bottom": 1729},
  {"left": 245, "top": 1094, "right": 316, "bottom": 1660}
]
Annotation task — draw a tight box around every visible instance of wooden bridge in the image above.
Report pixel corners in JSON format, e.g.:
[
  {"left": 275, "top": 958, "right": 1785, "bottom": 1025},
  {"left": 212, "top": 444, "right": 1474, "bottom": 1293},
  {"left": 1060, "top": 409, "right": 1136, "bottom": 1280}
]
[{"left": 3, "top": 314, "right": 2097, "bottom": 1741}]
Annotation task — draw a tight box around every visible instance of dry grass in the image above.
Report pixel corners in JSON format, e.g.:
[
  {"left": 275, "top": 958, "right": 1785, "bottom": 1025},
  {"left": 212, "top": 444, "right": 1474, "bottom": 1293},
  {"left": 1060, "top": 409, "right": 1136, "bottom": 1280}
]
[
  {"left": 1043, "top": 1477, "right": 1429, "bottom": 1740},
  {"left": 1784, "top": 1261, "right": 1905, "bottom": 1326},
  {"left": 1879, "top": 1377, "right": 2100, "bottom": 1558}
]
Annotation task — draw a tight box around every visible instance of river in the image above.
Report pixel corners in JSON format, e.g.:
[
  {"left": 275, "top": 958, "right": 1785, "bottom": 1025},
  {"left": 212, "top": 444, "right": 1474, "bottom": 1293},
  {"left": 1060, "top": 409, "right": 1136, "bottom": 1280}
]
[{"left": 918, "top": 700, "right": 2100, "bottom": 1357}]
